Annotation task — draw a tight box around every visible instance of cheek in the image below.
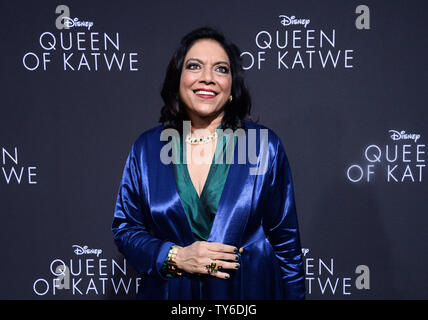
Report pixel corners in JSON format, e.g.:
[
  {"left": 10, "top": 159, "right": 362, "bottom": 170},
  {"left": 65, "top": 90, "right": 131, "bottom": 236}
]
[
  {"left": 219, "top": 77, "right": 232, "bottom": 95},
  {"left": 180, "top": 72, "right": 197, "bottom": 92}
]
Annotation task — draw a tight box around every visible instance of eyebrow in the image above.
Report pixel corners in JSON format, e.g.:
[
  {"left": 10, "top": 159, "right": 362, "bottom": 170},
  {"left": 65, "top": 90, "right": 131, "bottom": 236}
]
[{"left": 185, "top": 58, "right": 230, "bottom": 66}]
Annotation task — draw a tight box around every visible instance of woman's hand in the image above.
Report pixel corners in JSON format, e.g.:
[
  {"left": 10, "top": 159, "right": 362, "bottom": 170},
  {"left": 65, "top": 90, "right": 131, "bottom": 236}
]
[{"left": 175, "top": 241, "right": 240, "bottom": 279}]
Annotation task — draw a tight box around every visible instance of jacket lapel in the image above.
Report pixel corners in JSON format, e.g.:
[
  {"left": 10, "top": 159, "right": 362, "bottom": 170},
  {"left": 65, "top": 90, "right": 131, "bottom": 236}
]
[
  {"left": 208, "top": 145, "right": 255, "bottom": 247},
  {"left": 149, "top": 129, "right": 195, "bottom": 245}
]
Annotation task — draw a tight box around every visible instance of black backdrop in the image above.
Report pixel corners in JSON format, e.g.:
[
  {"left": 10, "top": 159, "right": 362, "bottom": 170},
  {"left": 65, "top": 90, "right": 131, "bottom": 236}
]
[{"left": 1, "top": 0, "right": 427, "bottom": 299}]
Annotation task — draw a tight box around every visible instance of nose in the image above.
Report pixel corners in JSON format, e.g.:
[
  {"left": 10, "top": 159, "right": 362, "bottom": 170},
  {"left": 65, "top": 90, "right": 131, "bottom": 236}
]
[{"left": 200, "top": 67, "right": 214, "bottom": 84}]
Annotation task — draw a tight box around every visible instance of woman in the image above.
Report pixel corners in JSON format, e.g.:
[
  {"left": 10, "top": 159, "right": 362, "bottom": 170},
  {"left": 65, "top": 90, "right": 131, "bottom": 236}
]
[{"left": 112, "top": 27, "right": 305, "bottom": 300}]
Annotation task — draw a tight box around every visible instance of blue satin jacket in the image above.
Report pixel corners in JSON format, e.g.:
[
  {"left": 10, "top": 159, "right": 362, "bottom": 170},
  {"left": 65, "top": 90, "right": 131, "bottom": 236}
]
[{"left": 112, "top": 120, "right": 306, "bottom": 299}]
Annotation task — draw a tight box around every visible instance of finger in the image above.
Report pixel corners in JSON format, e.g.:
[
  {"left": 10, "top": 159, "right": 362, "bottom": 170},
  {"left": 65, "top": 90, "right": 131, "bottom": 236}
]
[
  {"left": 206, "top": 242, "right": 238, "bottom": 253},
  {"left": 215, "top": 260, "right": 240, "bottom": 271},
  {"left": 204, "top": 261, "right": 229, "bottom": 279},
  {"left": 210, "top": 252, "right": 239, "bottom": 262},
  {"left": 211, "top": 270, "right": 231, "bottom": 280},
  {"left": 201, "top": 258, "right": 215, "bottom": 275}
]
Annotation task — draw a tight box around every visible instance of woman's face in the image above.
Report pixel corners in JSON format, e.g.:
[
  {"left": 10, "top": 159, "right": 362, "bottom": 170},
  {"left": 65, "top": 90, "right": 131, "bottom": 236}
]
[{"left": 179, "top": 39, "right": 232, "bottom": 121}]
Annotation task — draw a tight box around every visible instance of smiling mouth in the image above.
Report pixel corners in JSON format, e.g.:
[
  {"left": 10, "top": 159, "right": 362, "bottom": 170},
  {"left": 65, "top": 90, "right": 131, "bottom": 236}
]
[{"left": 194, "top": 90, "right": 217, "bottom": 99}]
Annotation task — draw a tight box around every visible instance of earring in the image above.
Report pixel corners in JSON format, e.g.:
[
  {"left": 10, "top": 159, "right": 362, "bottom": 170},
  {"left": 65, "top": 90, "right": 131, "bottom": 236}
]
[{"left": 228, "top": 95, "right": 233, "bottom": 103}]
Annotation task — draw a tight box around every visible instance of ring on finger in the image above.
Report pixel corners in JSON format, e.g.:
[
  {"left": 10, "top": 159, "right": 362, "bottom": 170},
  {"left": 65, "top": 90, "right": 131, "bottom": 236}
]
[
  {"left": 205, "top": 261, "right": 219, "bottom": 274},
  {"left": 205, "top": 262, "right": 214, "bottom": 274}
]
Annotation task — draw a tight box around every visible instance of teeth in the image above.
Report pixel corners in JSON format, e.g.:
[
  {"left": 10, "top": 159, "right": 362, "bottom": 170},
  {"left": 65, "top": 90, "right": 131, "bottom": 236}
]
[{"left": 195, "top": 90, "right": 216, "bottom": 96}]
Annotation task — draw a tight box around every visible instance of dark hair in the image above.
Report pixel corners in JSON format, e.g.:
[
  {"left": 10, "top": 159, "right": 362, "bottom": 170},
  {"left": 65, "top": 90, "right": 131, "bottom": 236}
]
[{"left": 159, "top": 27, "right": 252, "bottom": 131}]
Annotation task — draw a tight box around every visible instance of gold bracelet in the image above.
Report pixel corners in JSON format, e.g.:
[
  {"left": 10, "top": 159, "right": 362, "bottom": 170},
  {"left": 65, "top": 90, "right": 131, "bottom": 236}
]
[{"left": 167, "top": 245, "right": 183, "bottom": 276}]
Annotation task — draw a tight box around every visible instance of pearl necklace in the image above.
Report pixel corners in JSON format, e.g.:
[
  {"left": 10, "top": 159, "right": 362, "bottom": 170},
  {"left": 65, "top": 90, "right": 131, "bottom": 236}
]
[{"left": 185, "top": 131, "right": 218, "bottom": 145}]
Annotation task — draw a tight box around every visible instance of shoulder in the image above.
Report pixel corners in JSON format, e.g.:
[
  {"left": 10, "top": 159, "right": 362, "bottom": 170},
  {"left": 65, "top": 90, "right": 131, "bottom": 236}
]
[
  {"left": 130, "top": 125, "right": 164, "bottom": 154},
  {"left": 241, "top": 119, "right": 284, "bottom": 149},
  {"left": 242, "top": 119, "right": 291, "bottom": 170}
]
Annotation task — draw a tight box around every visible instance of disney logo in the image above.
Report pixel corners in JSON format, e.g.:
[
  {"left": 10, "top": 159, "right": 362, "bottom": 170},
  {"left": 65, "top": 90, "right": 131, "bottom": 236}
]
[
  {"left": 389, "top": 130, "right": 421, "bottom": 143},
  {"left": 279, "top": 15, "right": 310, "bottom": 28},
  {"left": 72, "top": 245, "right": 102, "bottom": 257},
  {"left": 63, "top": 17, "right": 94, "bottom": 30}
]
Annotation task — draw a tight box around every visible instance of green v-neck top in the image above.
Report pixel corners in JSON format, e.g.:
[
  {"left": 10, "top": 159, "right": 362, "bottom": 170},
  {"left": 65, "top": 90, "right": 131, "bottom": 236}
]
[{"left": 172, "top": 125, "right": 236, "bottom": 241}]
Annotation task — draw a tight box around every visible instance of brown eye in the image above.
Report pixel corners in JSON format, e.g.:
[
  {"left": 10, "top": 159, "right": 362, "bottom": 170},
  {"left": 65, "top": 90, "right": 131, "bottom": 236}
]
[
  {"left": 216, "top": 65, "right": 229, "bottom": 74},
  {"left": 186, "top": 63, "right": 201, "bottom": 70}
]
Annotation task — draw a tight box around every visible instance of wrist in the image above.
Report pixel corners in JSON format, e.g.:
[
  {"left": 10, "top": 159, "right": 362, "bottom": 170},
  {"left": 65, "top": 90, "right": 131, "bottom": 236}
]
[{"left": 166, "top": 245, "right": 183, "bottom": 276}]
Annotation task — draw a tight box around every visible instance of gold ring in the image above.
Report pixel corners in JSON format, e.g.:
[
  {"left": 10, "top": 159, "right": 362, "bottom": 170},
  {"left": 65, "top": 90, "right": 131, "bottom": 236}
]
[{"left": 205, "top": 261, "right": 218, "bottom": 274}]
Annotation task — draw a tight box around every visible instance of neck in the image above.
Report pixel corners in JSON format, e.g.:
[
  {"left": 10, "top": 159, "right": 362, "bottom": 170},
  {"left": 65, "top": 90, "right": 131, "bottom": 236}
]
[{"left": 187, "top": 111, "right": 224, "bottom": 135}]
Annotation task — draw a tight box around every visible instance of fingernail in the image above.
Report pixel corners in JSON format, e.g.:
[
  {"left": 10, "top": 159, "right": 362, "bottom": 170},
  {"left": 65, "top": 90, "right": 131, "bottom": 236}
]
[
  {"left": 235, "top": 264, "right": 240, "bottom": 269},
  {"left": 234, "top": 248, "right": 238, "bottom": 253},
  {"left": 235, "top": 255, "right": 239, "bottom": 261},
  {"left": 225, "top": 274, "right": 230, "bottom": 279}
]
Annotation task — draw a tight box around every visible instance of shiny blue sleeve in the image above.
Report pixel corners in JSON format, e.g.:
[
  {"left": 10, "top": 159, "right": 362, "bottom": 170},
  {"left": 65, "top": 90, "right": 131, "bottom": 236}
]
[
  {"left": 262, "top": 138, "right": 306, "bottom": 300},
  {"left": 111, "top": 142, "right": 174, "bottom": 279}
]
